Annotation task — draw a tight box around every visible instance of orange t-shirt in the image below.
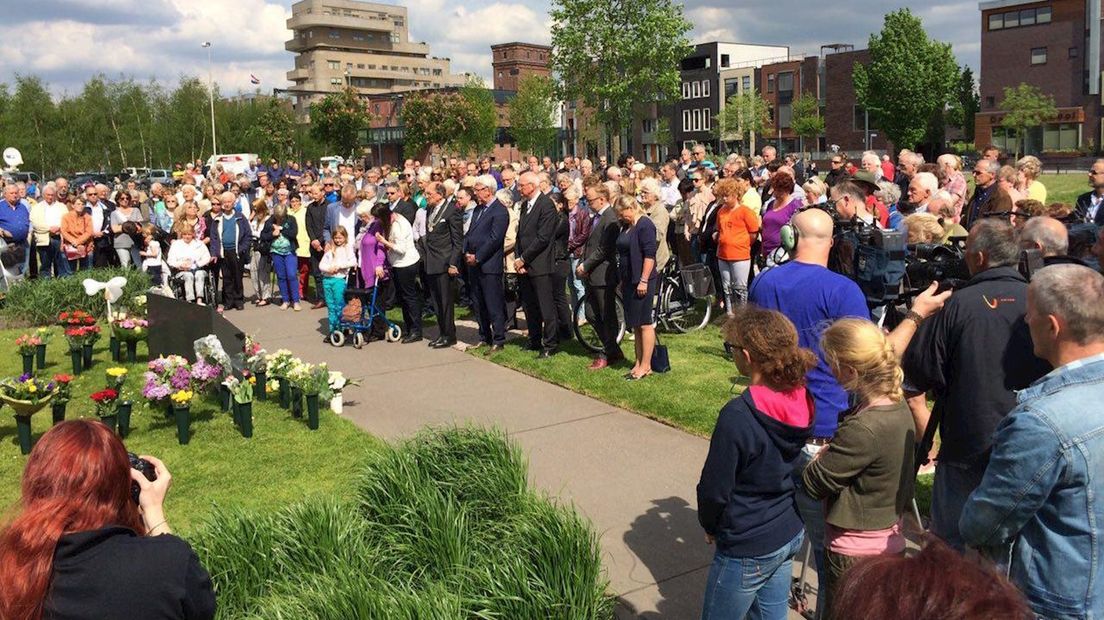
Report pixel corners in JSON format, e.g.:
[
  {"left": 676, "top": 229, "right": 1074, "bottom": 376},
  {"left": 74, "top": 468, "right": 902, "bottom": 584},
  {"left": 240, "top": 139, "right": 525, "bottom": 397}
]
[{"left": 716, "top": 204, "right": 760, "bottom": 262}]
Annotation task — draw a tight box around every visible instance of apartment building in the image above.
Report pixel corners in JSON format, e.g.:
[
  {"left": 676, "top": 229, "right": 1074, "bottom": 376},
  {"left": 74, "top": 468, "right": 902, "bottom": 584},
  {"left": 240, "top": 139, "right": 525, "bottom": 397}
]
[{"left": 284, "top": 0, "right": 468, "bottom": 122}]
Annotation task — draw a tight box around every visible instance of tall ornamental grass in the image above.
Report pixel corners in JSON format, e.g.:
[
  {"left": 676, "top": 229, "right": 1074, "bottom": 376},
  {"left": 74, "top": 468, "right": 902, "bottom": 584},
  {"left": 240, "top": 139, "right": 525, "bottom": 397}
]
[
  {"left": 1, "top": 267, "right": 148, "bottom": 326},
  {"left": 193, "top": 427, "right": 614, "bottom": 619}
]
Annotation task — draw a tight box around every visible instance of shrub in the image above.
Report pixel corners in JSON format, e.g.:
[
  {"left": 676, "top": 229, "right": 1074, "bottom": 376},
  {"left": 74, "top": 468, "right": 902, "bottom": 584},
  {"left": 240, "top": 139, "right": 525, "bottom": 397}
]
[
  {"left": 1, "top": 268, "right": 148, "bottom": 326},
  {"left": 193, "top": 427, "right": 614, "bottom": 619}
]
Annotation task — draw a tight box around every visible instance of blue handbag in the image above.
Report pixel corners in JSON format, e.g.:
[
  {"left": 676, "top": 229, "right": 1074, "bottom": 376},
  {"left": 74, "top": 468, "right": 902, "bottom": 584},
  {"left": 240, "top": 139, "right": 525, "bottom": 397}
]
[{"left": 651, "top": 334, "right": 671, "bottom": 373}]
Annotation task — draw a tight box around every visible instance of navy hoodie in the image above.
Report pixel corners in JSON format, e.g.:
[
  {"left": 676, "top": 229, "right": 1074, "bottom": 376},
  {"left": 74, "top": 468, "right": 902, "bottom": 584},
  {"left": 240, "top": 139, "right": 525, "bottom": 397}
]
[{"left": 697, "top": 388, "right": 814, "bottom": 557}]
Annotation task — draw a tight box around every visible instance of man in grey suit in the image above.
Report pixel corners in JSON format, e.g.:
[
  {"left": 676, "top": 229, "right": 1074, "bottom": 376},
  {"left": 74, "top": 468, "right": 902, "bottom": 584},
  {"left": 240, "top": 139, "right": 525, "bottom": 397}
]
[
  {"left": 423, "top": 181, "right": 464, "bottom": 348},
  {"left": 514, "top": 172, "right": 561, "bottom": 358},
  {"left": 576, "top": 182, "right": 623, "bottom": 370}
]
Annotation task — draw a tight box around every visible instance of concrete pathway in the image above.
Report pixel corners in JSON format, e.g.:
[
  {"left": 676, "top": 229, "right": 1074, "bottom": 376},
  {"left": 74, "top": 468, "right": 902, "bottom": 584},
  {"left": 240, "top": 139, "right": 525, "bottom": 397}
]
[{"left": 228, "top": 305, "right": 812, "bottom": 618}]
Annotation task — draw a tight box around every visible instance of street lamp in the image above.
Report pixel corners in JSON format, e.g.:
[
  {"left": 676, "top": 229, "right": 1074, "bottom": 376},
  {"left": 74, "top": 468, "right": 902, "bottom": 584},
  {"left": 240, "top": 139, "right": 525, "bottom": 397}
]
[{"left": 202, "top": 42, "right": 218, "bottom": 157}]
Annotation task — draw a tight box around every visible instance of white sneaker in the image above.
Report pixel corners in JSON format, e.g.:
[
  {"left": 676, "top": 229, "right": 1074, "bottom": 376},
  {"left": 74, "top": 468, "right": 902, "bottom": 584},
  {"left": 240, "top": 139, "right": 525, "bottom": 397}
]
[{"left": 197, "top": 299, "right": 205, "bottom": 306}]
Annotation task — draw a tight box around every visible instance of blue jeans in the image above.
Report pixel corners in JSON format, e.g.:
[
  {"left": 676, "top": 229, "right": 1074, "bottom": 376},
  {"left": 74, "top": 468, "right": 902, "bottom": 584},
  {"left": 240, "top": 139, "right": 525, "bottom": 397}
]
[
  {"left": 37, "top": 238, "right": 71, "bottom": 278},
  {"left": 793, "top": 447, "right": 827, "bottom": 620},
  {"left": 932, "top": 461, "right": 987, "bottom": 552},
  {"left": 702, "top": 531, "right": 804, "bottom": 620},
  {"left": 272, "top": 253, "right": 300, "bottom": 304}
]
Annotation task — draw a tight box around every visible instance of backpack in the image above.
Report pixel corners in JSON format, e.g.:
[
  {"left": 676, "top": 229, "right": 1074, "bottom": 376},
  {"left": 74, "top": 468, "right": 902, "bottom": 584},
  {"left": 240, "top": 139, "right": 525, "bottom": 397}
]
[{"left": 341, "top": 297, "right": 362, "bottom": 322}]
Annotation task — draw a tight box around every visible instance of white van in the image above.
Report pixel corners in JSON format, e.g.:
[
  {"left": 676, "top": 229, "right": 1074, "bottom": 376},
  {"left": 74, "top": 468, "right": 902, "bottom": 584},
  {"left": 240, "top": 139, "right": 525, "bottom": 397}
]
[
  {"left": 319, "top": 156, "right": 345, "bottom": 174},
  {"left": 205, "top": 153, "right": 259, "bottom": 177}
]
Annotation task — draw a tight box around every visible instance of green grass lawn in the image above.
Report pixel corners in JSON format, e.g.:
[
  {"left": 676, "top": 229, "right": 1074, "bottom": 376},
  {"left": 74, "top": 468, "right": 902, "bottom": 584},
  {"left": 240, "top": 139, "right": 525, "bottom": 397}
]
[
  {"left": 1036, "top": 172, "right": 1086, "bottom": 204},
  {"left": 0, "top": 328, "right": 380, "bottom": 532}
]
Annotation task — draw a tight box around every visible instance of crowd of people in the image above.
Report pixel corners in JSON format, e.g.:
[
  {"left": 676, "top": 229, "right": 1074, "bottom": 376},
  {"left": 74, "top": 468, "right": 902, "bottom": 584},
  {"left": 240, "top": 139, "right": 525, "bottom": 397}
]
[{"left": 1, "top": 143, "right": 1104, "bottom": 619}]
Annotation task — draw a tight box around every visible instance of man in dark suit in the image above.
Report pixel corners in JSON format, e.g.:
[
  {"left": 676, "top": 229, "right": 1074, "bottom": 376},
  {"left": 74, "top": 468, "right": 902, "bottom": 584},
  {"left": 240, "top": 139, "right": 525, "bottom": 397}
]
[
  {"left": 514, "top": 172, "right": 561, "bottom": 358},
  {"left": 576, "top": 182, "right": 623, "bottom": 370},
  {"left": 964, "top": 158, "right": 1013, "bottom": 229},
  {"left": 85, "top": 184, "right": 115, "bottom": 268},
  {"left": 1075, "top": 158, "right": 1104, "bottom": 225},
  {"left": 423, "top": 181, "right": 464, "bottom": 348},
  {"left": 464, "top": 176, "right": 510, "bottom": 353},
  {"left": 385, "top": 182, "right": 418, "bottom": 225}
]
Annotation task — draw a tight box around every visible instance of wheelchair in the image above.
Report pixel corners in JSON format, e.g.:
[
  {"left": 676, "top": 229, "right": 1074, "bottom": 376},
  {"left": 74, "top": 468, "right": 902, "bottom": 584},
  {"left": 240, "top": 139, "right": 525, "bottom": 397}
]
[{"left": 168, "top": 264, "right": 217, "bottom": 305}]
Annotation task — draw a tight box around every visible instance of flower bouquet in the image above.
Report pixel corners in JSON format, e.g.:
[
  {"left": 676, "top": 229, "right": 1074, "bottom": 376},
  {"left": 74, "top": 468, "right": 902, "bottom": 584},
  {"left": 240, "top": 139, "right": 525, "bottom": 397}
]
[
  {"left": 327, "top": 371, "right": 360, "bottom": 415},
  {"left": 105, "top": 366, "right": 128, "bottom": 390},
  {"left": 287, "top": 360, "right": 312, "bottom": 419},
  {"left": 58, "top": 310, "right": 97, "bottom": 328},
  {"left": 170, "top": 389, "right": 195, "bottom": 445},
  {"left": 224, "top": 373, "right": 256, "bottom": 438},
  {"left": 105, "top": 367, "right": 132, "bottom": 437},
  {"left": 64, "top": 325, "right": 101, "bottom": 373},
  {"left": 90, "top": 388, "right": 119, "bottom": 433},
  {"left": 144, "top": 355, "right": 190, "bottom": 415},
  {"left": 51, "top": 373, "right": 73, "bottom": 425},
  {"left": 244, "top": 335, "right": 268, "bottom": 400},
  {"left": 113, "top": 318, "right": 148, "bottom": 362},
  {"left": 299, "top": 363, "right": 331, "bottom": 430},
  {"left": 34, "top": 327, "right": 51, "bottom": 369},
  {"left": 2, "top": 374, "right": 57, "bottom": 454},
  {"left": 15, "top": 334, "right": 42, "bottom": 375},
  {"left": 266, "top": 349, "right": 297, "bottom": 408}
]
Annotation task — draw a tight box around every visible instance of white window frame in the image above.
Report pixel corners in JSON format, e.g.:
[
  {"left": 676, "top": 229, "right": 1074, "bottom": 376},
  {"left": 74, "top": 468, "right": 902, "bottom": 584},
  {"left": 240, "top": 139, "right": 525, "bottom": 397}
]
[
  {"left": 703, "top": 108, "right": 711, "bottom": 131},
  {"left": 691, "top": 81, "right": 701, "bottom": 99},
  {"left": 702, "top": 79, "right": 710, "bottom": 98},
  {"left": 682, "top": 109, "right": 691, "bottom": 131},
  {"left": 682, "top": 82, "right": 691, "bottom": 99},
  {"left": 692, "top": 109, "right": 702, "bottom": 131}
]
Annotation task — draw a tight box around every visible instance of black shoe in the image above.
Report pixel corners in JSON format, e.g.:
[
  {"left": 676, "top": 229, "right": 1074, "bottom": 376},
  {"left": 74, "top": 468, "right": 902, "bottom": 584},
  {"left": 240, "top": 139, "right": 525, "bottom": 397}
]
[
  {"left": 523, "top": 341, "right": 541, "bottom": 352},
  {"left": 427, "top": 337, "right": 443, "bottom": 347},
  {"left": 431, "top": 338, "right": 457, "bottom": 349},
  {"left": 401, "top": 334, "right": 423, "bottom": 344},
  {"left": 483, "top": 344, "right": 504, "bottom": 355},
  {"left": 537, "top": 348, "right": 558, "bottom": 359}
]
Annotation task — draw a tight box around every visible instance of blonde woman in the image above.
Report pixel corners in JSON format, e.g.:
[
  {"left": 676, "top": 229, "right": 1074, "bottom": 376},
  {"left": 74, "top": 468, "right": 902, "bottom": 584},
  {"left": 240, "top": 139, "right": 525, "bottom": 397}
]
[
  {"left": 903, "top": 212, "right": 945, "bottom": 245},
  {"left": 614, "top": 195, "right": 658, "bottom": 380},
  {"left": 637, "top": 177, "right": 670, "bottom": 273},
  {"left": 802, "top": 176, "right": 828, "bottom": 206},
  {"left": 1016, "top": 155, "right": 1046, "bottom": 203},
  {"left": 248, "top": 199, "right": 273, "bottom": 306},
  {"left": 802, "top": 318, "right": 916, "bottom": 615}
]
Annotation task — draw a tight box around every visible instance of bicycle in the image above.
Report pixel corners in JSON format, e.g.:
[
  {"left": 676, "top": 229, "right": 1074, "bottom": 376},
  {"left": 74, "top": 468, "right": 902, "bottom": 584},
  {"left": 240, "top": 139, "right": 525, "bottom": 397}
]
[
  {"left": 655, "top": 261, "right": 714, "bottom": 333},
  {"left": 572, "top": 292, "right": 627, "bottom": 354}
]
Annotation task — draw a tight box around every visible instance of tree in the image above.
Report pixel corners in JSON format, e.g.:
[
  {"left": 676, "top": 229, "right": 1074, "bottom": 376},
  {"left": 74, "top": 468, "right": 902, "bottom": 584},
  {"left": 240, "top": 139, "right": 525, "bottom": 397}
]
[
  {"left": 853, "top": 8, "right": 959, "bottom": 151},
  {"left": 309, "top": 87, "right": 372, "bottom": 157},
  {"left": 999, "top": 83, "right": 1057, "bottom": 157},
  {"left": 249, "top": 99, "right": 296, "bottom": 162},
  {"left": 714, "top": 90, "right": 772, "bottom": 155},
  {"left": 4, "top": 76, "right": 57, "bottom": 175},
  {"left": 400, "top": 91, "right": 466, "bottom": 158},
  {"left": 507, "top": 75, "right": 558, "bottom": 156},
  {"left": 551, "top": 0, "right": 692, "bottom": 155},
  {"left": 945, "top": 66, "right": 981, "bottom": 142},
  {"left": 456, "top": 77, "right": 496, "bottom": 155},
  {"left": 790, "top": 93, "right": 824, "bottom": 154}
]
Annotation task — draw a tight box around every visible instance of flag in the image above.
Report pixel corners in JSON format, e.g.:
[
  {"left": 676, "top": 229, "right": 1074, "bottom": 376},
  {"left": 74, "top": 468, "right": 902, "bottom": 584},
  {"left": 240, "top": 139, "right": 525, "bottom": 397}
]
[{"left": 250, "top": 74, "right": 261, "bottom": 85}]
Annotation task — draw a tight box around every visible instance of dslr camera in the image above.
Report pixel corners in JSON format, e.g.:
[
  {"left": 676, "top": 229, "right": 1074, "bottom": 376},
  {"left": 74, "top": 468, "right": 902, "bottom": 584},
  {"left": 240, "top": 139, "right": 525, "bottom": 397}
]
[{"left": 128, "top": 452, "right": 157, "bottom": 504}]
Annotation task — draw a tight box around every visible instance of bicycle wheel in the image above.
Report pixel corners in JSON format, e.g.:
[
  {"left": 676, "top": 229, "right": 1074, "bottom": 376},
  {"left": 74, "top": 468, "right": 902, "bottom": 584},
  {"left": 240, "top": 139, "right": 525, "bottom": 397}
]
[
  {"left": 661, "top": 283, "right": 712, "bottom": 333},
  {"left": 572, "top": 295, "right": 604, "bottom": 354}
]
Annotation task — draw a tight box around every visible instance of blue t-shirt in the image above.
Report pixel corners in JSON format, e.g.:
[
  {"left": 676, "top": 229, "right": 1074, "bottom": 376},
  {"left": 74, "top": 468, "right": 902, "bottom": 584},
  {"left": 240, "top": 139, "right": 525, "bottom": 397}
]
[{"left": 748, "top": 261, "right": 869, "bottom": 437}]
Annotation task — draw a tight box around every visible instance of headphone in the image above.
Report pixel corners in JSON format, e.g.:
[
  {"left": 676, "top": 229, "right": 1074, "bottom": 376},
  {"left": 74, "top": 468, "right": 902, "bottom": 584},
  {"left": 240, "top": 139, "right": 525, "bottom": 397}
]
[{"left": 780, "top": 219, "right": 800, "bottom": 253}]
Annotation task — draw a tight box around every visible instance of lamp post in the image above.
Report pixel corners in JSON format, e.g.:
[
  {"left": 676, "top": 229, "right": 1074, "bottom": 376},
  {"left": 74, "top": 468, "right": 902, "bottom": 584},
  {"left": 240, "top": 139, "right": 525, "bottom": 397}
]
[{"left": 202, "top": 41, "right": 218, "bottom": 157}]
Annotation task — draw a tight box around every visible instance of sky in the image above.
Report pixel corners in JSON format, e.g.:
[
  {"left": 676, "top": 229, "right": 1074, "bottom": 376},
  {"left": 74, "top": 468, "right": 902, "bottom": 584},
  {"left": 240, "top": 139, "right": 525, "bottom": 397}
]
[{"left": 2, "top": 0, "right": 982, "bottom": 99}]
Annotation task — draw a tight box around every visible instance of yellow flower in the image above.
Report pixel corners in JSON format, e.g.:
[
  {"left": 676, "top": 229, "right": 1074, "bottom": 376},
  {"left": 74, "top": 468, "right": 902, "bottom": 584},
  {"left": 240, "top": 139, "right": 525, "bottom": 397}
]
[
  {"left": 28, "top": 385, "right": 37, "bottom": 393},
  {"left": 248, "top": 376, "right": 256, "bottom": 385}
]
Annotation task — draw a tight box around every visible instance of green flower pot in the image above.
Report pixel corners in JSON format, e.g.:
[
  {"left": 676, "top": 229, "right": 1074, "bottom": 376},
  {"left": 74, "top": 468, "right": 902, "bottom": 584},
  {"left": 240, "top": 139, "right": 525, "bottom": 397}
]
[
  {"left": 174, "top": 406, "right": 191, "bottom": 445},
  {"left": 35, "top": 344, "right": 46, "bottom": 370},
  {"left": 291, "top": 387, "right": 303, "bottom": 418},
  {"left": 255, "top": 371, "right": 267, "bottom": 401},
  {"left": 305, "top": 394, "right": 320, "bottom": 430},
  {"left": 21, "top": 353, "right": 33, "bottom": 375},
  {"left": 126, "top": 340, "right": 138, "bottom": 363},
  {"left": 218, "top": 385, "right": 231, "bottom": 412},
  {"left": 116, "top": 401, "right": 132, "bottom": 438},
  {"left": 238, "top": 401, "right": 253, "bottom": 438},
  {"left": 278, "top": 378, "right": 290, "bottom": 408},
  {"left": 99, "top": 414, "right": 118, "bottom": 434},
  {"left": 110, "top": 336, "right": 121, "bottom": 362},
  {"left": 51, "top": 402, "right": 66, "bottom": 425},
  {"left": 81, "top": 344, "right": 93, "bottom": 369},
  {"left": 14, "top": 415, "right": 32, "bottom": 455},
  {"left": 70, "top": 350, "right": 83, "bottom": 375}
]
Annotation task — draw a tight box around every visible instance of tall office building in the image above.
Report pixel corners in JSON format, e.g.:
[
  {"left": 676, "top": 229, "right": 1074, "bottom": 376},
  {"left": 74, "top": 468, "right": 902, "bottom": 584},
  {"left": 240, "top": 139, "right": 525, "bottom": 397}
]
[{"left": 285, "top": 0, "right": 468, "bottom": 122}]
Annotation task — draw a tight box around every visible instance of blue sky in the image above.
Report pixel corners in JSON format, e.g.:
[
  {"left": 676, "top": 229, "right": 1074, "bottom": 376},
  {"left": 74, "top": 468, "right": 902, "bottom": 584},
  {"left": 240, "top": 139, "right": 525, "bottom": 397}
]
[{"left": 2, "top": 0, "right": 982, "bottom": 98}]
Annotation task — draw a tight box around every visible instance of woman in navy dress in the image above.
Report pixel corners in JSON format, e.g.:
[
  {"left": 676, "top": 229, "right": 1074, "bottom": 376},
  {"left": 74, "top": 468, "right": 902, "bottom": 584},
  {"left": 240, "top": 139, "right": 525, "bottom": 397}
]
[{"left": 614, "top": 195, "right": 658, "bottom": 380}]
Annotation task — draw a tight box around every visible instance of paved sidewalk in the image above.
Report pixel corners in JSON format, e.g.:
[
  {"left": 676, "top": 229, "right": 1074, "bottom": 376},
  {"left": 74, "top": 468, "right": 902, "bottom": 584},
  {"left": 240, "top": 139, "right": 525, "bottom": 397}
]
[{"left": 229, "top": 305, "right": 812, "bottom": 618}]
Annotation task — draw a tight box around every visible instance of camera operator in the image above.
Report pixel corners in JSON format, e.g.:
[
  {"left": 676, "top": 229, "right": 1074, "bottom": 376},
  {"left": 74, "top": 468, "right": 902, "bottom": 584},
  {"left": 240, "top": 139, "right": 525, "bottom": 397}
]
[
  {"left": 901, "top": 218, "right": 1050, "bottom": 551},
  {"left": 960, "top": 264, "right": 1104, "bottom": 620},
  {"left": 830, "top": 179, "right": 877, "bottom": 226},
  {"left": 1020, "top": 215, "right": 1086, "bottom": 268},
  {"left": 749, "top": 207, "right": 948, "bottom": 619},
  {"left": 0, "top": 420, "right": 215, "bottom": 620}
]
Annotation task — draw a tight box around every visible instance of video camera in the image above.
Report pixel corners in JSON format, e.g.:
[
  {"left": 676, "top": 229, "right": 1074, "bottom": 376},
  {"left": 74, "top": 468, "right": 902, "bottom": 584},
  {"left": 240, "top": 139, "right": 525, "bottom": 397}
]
[
  {"left": 904, "top": 238, "right": 970, "bottom": 296},
  {"left": 821, "top": 208, "right": 907, "bottom": 307}
]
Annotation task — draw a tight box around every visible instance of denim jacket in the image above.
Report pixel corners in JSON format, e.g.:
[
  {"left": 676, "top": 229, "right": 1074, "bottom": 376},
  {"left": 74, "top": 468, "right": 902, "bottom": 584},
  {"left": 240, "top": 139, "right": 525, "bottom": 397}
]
[{"left": 960, "top": 353, "right": 1104, "bottom": 620}]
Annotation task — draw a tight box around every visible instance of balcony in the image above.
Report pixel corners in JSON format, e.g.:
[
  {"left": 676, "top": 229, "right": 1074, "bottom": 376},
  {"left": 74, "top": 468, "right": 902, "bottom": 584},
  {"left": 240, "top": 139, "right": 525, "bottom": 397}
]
[
  {"left": 286, "top": 68, "right": 309, "bottom": 82},
  {"left": 287, "top": 11, "right": 395, "bottom": 33}
]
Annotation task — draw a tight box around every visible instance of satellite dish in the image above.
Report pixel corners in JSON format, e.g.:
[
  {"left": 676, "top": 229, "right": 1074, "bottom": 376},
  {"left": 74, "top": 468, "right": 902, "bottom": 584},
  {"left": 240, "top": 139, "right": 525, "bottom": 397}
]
[{"left": 3, "top": 148, "right": 22, "bottom": 168}]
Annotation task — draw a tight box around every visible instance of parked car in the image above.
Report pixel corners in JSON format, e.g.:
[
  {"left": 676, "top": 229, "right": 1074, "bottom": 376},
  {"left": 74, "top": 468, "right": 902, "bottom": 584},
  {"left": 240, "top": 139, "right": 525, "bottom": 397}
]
[
  {"left": 71, "top": 172, "right": 110, "bottom": 189},
  {"left": 9, "top": 171, "right": 40, "bottom": 185},
  {"left": 140, "top": 169, "right": 174, "bottom": 189},
  {"left": 205, "top": 153, "right": 258, "bottom": 177}
]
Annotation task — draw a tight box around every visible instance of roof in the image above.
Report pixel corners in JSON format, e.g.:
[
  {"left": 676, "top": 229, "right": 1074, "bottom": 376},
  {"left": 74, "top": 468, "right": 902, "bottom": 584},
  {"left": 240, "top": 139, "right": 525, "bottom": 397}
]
[
  {"left": 490, "top": 41, "right": 552, "bottom": 51},
  {"left": 978, "top": 0, "right": 1038, "bottom": 11}
]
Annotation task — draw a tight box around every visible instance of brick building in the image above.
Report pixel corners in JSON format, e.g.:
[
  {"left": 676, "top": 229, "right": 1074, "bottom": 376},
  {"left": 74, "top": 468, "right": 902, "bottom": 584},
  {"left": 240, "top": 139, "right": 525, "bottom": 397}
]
[
  {"left": 758, "top": 55, "right": 821, "bottom": 153},
  {"left": 822, "top": 48, "right": 891, "bottom": 154},
  {"left": 975, "top": 0, "right": 1099, "bottom": 153},
  {"left": 491, "top": 42, "right": 552, "bottom": 92}
]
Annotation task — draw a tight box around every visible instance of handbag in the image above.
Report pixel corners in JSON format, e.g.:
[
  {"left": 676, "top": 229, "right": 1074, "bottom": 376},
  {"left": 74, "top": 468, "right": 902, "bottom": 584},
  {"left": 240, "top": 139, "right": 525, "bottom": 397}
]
[
  {"left": 651, "top": 334, "right": 671, "bottom": 373},
  {"left": 0, "top": 243, "right": 25, "bottom": 269}
]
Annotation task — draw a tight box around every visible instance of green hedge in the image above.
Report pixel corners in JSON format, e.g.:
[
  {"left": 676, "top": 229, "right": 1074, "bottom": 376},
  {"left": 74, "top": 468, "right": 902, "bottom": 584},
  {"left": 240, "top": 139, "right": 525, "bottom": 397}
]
[
  {"left": 193, "top": 427, "right": 614, "bottom": 619},
  {"left": 1, "top": 268, "right": 149, "bottom": 326}
]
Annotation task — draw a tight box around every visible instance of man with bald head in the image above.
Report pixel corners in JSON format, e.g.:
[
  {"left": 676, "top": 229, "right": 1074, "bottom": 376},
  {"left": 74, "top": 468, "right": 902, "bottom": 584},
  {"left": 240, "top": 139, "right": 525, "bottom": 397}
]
[{"left": 209, "top": 191, "right": 251, "bottom": 311}]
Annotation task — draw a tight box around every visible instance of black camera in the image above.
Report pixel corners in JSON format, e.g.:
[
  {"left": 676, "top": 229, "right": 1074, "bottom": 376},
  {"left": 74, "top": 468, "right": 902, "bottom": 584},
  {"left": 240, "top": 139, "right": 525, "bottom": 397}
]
[
  {"left": 128, "top": 452, "right": 156, "bottom": 505},
  {"left": 905, "top": 242, "right": 970, "bottom": 294},
  {"left": 828, "top": 218, "right": 907, "bottom": 306}
]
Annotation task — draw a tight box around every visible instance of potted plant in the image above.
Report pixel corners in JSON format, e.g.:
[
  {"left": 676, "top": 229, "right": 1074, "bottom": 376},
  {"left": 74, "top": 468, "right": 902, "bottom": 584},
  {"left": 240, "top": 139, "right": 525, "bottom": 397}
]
[
  {"left": 34, "top": 328, "right": 50, "bottom": 370},
  {"left": 64, "top": 327, "right": 88, "bottom": 374},
  {"left": 244, "top": 335, "right": 268, "bottom": 402},
  {"left": 1, "top": 374, "right": 58, "bottom": 454},
  {"left": 265, "top": 349, "right": 296, "bottom": 409},
  {"left": 227, "top": 373, "right": 255, "bottom": 438},
  {"left": 113, "top": 318, "right": 148, "bottom": 362},
  {"left": 58, "top": 310, "right": 97, "bottom": 329},
  {"left": 144, "top": 356, "right": 190, "bottom": 418},
  {"left": 81, "top": 325, "right": 101, "bottom": 370},
  {"left": 300, "top": 363, "right": 332, "bottom": 431},
  {"left": 15, "top": 333, "right": 41, "bottom": 375},
  {"left": 327, "top": 371, "right": 359, "bottom": 415},
  {"left": 287, "top": 361, "right": 311, "bottom": 419},
  {"left": 170, "top": 389, "right": 194, "bottom": 445},
  {"left": 106, "top": 367, "right": 131, "bottom": 437},
  {"left": 51, "top": 374, "right": 73, "bottom": 425},
  {"left": 90, "top": 388, "right": 119, "bottom": 433}
]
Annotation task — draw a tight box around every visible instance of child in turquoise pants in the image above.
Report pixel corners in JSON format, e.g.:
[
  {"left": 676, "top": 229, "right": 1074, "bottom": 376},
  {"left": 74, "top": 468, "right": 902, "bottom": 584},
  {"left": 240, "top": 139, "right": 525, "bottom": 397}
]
[{"left": 319, "top": 226, "right": 358, "bottom": 334}]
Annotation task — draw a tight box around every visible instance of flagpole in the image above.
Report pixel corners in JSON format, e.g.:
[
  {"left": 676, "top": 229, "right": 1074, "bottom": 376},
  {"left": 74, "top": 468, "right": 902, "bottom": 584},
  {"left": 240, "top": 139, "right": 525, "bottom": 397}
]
[{"left": 202, "top": 41, "right": 218, "bottom": 157}]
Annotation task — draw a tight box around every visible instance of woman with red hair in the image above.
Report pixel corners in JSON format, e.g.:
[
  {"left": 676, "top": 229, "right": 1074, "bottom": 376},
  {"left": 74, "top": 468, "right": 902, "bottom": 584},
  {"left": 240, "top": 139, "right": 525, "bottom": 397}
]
[{"left": 0, "top": 420, "right": 214, "bottom": 620}]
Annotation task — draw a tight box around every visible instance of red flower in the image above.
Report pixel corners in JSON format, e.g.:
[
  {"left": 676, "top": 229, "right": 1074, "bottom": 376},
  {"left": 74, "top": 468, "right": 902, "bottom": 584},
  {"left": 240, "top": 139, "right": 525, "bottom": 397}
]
[
  {"left": 90, "top": 389, "right": 118, "bottom": 403},
  {"left": 59, "top": 312, "right": 69, "bottom": 320},
  {"left": 53, "top": 374, "right": 73, "bottom": 384}
]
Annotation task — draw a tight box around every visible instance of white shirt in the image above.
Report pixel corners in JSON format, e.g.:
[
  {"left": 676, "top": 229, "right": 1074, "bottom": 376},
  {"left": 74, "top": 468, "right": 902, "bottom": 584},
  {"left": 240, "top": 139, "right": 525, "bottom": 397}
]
[
  {"left": 141, "top": 240, "right": 162, "bottom": 270},
  {"left": 386, "top": 214, "right": 420, "bottom": 268},
  {"left": 659, "top": 179, "right": 681, "bottom": 208},
  {"left": 167, "top": 239, "right": 211, "bottom": 270},
  {"left": 337, "top": 205, "right": 357, "bottom": 241},
  {"left": 88, "top": 201, "right": 105, "bottom": 232},
  {"left": 1089, "top": 192, "right": 1104, "bottom": 221}
]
